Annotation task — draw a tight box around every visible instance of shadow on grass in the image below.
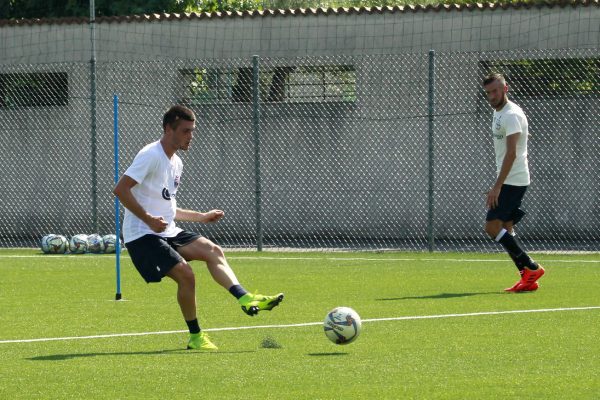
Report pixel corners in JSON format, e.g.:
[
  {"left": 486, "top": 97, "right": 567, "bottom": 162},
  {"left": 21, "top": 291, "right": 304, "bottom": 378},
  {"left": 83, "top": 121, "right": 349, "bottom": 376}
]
[
  {"left": 27, "top": 349, "right": 256, "bottom": 361},
  {"left": 377, "top": 291, "right": 502, "bottom": 301},
  {"left": 307, "top": 352, "right": 349, "bottom": 357}
]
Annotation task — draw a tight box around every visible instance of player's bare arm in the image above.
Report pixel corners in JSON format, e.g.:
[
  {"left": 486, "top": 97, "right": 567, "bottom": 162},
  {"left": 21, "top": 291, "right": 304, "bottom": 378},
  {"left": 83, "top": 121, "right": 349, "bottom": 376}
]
[
  {"left": 176, "top": 208, "right": 224, "bottom": 223},
  {"left": 113, "top": 175, "right": 168, "bottom": 233},
  {"left": 487, "top": 133, "right": 519, "bottom": 209}
]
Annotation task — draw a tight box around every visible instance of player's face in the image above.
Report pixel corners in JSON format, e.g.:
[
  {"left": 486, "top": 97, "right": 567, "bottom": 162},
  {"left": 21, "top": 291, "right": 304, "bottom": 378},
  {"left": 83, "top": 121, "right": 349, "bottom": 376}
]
[
  {"left": 170, "top": 119, "right": 195, "bottom": 151},
  {"left": 484, "top": 80, "right": 508, "bottom": 110}
]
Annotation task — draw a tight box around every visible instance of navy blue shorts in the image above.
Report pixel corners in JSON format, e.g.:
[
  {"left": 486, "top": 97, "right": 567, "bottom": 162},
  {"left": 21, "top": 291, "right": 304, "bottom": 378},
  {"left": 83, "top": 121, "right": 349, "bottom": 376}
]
[
  {"left": 125, "top": 231, "right": 201, "bottom": 283},
  {"left": 486, "top": 184, "right": 528, "bottom": 225}
]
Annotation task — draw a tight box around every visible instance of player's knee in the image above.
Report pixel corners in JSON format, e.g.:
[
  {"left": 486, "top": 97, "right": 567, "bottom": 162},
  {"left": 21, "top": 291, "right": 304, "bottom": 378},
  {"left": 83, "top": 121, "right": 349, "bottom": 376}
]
[
  {"left": 182, "top": 264, "right": 196, "bottom": 284},
  {"left": 172, "top": 261, "right": 196, "bottom": 287},
  {"left": 484, "top": 221, "right": 502, "bottom": 238},
  {"left": 208, "top": 243, "right": 224, "bottom": 258}
]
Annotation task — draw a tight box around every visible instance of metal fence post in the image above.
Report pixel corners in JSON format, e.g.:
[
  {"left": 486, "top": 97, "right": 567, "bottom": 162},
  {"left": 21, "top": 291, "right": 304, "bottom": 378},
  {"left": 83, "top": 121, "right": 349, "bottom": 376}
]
[
  {"left": 89, "top": 0, "right": 98, "bottom": 233},
  {"left": 252, "top": 55, "right": 263, "bottom": 251},
  {"left": 428, "top": 50, "right": 435, "bottom": 252}
]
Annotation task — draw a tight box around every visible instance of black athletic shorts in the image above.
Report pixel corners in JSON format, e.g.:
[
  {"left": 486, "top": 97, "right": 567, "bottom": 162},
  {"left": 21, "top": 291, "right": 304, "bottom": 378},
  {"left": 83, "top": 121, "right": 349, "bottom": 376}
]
[
  {"left": 486, "top": 184, "right": 528, "bottom": 225},
  {"left": 125, "top": 231, "right": 201, "bottom": 283}
]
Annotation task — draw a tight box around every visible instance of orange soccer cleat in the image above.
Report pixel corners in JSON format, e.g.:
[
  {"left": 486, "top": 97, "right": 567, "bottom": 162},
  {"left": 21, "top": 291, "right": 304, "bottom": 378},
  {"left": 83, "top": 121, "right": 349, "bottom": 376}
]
[{"left": 504, "top": 266, "right": 545, "bottom": 292}]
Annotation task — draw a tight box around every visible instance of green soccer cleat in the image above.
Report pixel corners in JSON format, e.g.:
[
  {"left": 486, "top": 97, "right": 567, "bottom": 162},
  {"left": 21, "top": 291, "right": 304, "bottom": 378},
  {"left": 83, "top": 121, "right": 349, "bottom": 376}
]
[
  {"left": 187, "top": 331, "right": 218, "bottom": 351},
  {"left": 239, "top": 292, "right": 284, "bottom": 316}
]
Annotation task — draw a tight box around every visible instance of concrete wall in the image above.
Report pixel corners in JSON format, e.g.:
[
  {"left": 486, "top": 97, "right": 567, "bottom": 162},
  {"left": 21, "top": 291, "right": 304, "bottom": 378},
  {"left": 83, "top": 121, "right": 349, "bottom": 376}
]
[{"left": 1, "top": 5, "right": 598, "bottom": 65}]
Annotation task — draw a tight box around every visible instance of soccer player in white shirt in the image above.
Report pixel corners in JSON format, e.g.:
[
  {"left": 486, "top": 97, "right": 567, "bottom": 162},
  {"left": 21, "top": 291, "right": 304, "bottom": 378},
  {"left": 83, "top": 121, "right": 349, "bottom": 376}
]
[
  {"left": 482, "top": 73, "right": 545, "bottom": 292},
  {"left": 113, "top": 105, "right": 284, "bottom": 350}
]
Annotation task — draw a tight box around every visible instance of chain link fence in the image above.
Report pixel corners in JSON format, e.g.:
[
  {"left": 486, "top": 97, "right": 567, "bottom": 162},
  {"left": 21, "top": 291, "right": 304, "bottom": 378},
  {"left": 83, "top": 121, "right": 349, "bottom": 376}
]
[{"left": 0, "top": 49, "right": 598, "bottom": 251}]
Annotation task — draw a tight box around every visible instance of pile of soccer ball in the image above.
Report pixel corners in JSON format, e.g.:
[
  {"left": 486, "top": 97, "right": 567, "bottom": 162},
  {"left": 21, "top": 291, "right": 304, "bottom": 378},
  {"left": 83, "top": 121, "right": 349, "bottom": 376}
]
[{"left": 40, "top": 234, "right": 121, "bottom": 254}]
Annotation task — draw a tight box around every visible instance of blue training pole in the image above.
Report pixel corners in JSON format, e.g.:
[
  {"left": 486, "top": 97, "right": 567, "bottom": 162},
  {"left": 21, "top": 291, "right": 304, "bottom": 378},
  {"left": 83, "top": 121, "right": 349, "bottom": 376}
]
[{"left": 113, "top": 94, "right": 122, "bottom": 300}]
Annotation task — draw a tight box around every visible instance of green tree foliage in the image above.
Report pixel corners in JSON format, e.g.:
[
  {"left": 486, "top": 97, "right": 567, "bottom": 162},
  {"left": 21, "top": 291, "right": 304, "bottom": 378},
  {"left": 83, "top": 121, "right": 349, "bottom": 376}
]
[
  {"left": 2, "top": 0, "right": 88, "bottom": 19},
  {"left": 0, "top": 0, "right": 575, "bottom": 20},
  {"left": 0, "top": 0, "right": 203, "bottom": 19},
  {"left": 485, "top": 58, "right": 599, "bottom": 97}
]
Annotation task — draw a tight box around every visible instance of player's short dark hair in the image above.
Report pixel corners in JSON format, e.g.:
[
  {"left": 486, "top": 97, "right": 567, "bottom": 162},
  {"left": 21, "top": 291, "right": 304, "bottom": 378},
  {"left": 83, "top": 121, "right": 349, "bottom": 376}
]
[
  {"left": 163, "top": 105, "right": 195, "bottom": 132},
  {"left": 483, "top": 73, "right": 506, "bottom": 87}
]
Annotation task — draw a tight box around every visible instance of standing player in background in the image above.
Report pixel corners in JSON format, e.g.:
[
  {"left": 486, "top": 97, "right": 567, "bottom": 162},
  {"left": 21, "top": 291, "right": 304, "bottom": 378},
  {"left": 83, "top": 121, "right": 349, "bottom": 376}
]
[
  {"left": 482, "top": 73, "right": 545, "bottom": 292},
  {"left": 113, "top": 105, "right": 284, "bottom": 350}
]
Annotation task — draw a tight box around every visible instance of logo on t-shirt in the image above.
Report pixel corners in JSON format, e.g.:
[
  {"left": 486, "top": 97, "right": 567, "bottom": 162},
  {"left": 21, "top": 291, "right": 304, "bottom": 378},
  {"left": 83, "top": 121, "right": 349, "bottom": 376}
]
[
  {"left": 493, "top": 115, "right": 504, "bottom": 140},
  {"left": 162, "top": 175, "right": 180, "bottom": 200},
  {"left": 494, "top": 115, "right": 502, "bottom": 131}
]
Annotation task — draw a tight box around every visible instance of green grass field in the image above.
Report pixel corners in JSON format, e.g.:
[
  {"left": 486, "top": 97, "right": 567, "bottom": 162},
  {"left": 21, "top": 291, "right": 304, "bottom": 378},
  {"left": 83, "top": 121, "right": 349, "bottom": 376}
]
[{"left": 1, "top": 249, "right": 598, "bottom": 399}]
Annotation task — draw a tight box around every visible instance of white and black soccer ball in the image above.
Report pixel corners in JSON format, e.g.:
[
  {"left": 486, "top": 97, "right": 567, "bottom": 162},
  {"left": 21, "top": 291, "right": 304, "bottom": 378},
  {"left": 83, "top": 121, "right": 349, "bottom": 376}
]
[
  {"left": 40, "top": 234, "right": 55, "bottom": 254},
  {"left": 69, "top": 234, "right": 88, "bottom": 254},
  {"left": 101, "top": 234, "right": 120, "bottom": 254},
  {"left": 47, "top": 234, "right": 68, "bottom": 254},
  {"left": 323, "top": 307, "right": 362, "bottom": 345},
  {"left": 87, "top": 233, "right": 104, "bottom": 254}
]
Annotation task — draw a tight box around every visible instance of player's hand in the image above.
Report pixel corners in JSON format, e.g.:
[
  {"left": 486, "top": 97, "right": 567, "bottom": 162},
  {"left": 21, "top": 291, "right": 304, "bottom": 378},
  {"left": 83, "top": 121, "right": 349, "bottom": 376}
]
[
  {"left": 147, "top": 215, "right": 168, "bottom": 233},
  {"left": 486, "top": 186, "right": 501, "bottom": 209},
  {"left": 204, "top": 209, "right": 224, "bottom": 223}
]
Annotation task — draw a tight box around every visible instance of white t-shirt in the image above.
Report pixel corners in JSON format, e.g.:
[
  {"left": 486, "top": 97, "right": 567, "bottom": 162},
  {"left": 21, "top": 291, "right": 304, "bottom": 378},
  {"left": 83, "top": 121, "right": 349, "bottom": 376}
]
[
  {"left": 491, "top": 100, "right": 530, "bottom": 186},
  {"left": 122, "top": 140, "right": 183, "bottom": 243}
]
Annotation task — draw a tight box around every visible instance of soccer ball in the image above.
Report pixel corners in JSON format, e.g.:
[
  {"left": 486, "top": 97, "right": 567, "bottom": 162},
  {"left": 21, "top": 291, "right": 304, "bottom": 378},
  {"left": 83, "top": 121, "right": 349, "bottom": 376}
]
[
  {"left": 102, "top": 234, "right": 120, "bottom": 253},
  {"left": 40, "top": 234, "right": 54, "bottom": 253},
  {"left": 69, "top": 234, "right": 88, "bottom": 254},
  {"left": 40, "top": 234, "right": 68, "bottom": 254},
  {"left": 48, "top": 234, "right": 68, "bottom": 254},
  {"left": 87, "top": 233, "right": 104, "bottom": 253},
  {"left": 323, "top": 307, "right": 362, "bottom": 345}
]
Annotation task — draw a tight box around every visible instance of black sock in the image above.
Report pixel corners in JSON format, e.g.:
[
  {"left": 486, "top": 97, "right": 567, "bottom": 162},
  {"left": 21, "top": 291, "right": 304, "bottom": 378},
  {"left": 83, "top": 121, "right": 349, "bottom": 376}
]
[
  {"left": 186, "top": 318, "right": 200, "bottom": 334},
  {"left": 507, "top": 252, "right": 525, "bottom": 272},
  {"left": 495, "top": 229, "right": 537, "bottom": 270},
  {"left": 511, "top": 233, "right": 535, "bottom": 270},
  {"left": 507, "top": 232, "right": 525, "bottom": 271},
  {"left": 228, "top": 284, "right": 248, "bottom": 299}
]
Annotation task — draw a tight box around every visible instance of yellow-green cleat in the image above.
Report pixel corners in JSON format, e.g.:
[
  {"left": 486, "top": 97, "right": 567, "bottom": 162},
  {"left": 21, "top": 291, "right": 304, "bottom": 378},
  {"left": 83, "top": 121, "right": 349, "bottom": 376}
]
[
  {"left": 187, "top": 331, "right": 218, "bottom": 351},
  {"left": 239, "top": 292, "right": 284, "bottom": 316}
]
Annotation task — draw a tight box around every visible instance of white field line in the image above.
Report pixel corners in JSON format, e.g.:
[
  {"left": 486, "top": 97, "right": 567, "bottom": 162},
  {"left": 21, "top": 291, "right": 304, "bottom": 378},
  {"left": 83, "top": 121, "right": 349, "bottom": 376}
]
[
  {"left": 230, "top": 256, "right": 600, "bottom": 264},
  {"left": 0, "top": 254, "right": 599, "bottom": 264},
  {"left": 1, "top": 306, "right": 598, "bottom": 345}
]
